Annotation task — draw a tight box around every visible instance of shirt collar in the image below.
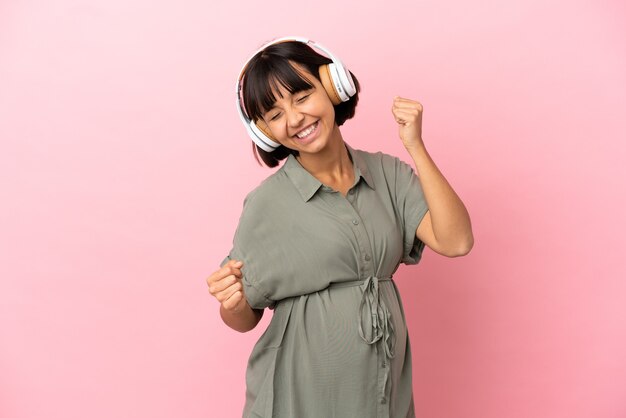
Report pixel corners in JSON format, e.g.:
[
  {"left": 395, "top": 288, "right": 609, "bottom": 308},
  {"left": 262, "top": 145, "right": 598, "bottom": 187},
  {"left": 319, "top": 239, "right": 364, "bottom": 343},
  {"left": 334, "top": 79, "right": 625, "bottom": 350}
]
[{"left": 283, "top": 142, "right": 375, "bottom": 202}]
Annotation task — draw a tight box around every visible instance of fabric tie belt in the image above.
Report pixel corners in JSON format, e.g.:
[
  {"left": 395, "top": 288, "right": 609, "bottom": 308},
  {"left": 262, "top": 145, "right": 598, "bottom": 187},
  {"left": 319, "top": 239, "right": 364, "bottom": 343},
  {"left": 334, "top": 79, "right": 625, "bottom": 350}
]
[{"left": 328, "top": 276, "right": 396, "bottom": 404}]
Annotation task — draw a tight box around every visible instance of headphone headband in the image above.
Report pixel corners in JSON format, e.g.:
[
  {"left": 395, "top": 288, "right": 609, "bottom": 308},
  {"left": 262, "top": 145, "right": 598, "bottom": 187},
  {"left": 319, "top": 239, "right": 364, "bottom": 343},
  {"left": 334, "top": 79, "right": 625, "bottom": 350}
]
[{"left": 235, "top": 36, "right": 356, "bottom": 152}]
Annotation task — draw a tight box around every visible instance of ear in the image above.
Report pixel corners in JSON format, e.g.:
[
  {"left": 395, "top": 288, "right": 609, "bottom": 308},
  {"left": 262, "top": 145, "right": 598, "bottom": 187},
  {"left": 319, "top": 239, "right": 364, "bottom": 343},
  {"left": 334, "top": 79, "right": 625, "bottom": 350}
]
[{"left": 319, "top": 64, "right": 342, "bottom": 105}]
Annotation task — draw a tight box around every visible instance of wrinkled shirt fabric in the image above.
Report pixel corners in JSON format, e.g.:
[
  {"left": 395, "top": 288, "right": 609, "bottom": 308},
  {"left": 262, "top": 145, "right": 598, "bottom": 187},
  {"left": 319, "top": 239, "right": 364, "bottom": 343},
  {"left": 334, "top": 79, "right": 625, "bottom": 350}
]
[{"left": 222, "top": 143, "right": 429, "bottom": 418}]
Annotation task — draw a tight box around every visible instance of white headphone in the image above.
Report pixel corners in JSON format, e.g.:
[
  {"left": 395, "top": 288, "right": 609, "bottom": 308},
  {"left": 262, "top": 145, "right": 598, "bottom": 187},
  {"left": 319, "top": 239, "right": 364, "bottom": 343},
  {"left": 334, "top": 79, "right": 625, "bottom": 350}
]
[{"left": 235, "top": 36, "right": 357, "bottom": 152}]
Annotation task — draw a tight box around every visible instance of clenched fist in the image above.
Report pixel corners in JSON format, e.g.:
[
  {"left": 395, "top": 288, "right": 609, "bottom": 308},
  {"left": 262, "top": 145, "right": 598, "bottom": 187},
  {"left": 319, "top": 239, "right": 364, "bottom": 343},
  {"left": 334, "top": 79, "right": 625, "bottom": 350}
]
[
  {"left": 391, "top": 96, "right": 424, "bottom": 150},
  {"left": 206, "top": 259, "right": 249, "bottom": 313}
]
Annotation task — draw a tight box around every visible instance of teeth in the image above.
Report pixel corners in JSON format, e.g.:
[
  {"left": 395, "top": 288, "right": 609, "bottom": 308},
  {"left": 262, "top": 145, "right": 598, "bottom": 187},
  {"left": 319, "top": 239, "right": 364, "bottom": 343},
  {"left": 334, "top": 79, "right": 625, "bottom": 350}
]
[{"left": 296, "top": 122, "right": 317, "bottom": 139}]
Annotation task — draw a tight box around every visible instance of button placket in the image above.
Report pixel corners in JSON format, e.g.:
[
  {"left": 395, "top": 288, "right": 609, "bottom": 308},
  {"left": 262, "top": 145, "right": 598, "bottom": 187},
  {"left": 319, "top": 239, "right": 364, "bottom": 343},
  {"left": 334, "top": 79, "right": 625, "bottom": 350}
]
[
  {"left": 328, "top": 185, "right": 392, "bottom": 415},
  {"left": 345, "top": 186, "right": 376, "bottom": 274},
  {"left": 322, "top": 193, "right": 369, "bottom": 269},
  {"left": 325, "top": 184, "right": 375, "bottom": 275},
  {"left": 348, "top": 214, "right": 373, "bottom": 277}
]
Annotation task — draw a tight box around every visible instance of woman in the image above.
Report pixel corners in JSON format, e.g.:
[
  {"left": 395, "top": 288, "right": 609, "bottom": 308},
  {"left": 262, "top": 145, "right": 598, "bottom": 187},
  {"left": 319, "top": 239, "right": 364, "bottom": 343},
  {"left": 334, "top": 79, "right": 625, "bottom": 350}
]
[{"left": 207, "top": 37, "right": 473, "bottom": 418}]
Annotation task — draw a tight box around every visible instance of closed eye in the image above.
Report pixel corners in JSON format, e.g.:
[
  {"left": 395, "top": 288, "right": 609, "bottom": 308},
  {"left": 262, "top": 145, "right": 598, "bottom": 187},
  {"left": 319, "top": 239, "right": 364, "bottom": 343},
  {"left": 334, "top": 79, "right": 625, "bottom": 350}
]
[
  {"left": 266, "top": 111, "right": 281, "bottom": 121},
  {"left": 297, "top": 94, "right": 311, "bottom": 103}
]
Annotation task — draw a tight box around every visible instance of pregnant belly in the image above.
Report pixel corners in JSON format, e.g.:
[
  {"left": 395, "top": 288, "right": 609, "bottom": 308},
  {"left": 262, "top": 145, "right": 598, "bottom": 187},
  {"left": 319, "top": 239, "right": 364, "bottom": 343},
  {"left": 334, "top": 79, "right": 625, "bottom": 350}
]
[{"left": 257, "top": 280, "right": 407, "bottom": 362}]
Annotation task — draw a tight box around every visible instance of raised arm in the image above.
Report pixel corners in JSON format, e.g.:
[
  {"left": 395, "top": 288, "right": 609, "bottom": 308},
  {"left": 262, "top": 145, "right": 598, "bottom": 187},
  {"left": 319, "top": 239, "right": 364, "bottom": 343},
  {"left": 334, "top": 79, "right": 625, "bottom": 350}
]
[{"left": 392, "top": 97, "right": 474, "bottom": 257}]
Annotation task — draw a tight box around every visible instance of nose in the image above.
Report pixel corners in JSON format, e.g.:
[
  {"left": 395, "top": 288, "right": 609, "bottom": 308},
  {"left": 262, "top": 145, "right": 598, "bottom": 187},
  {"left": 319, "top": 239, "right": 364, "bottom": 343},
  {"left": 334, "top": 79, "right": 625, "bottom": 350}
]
[{"left": 286, "top": 108, "right": 305, "bottom": 130}]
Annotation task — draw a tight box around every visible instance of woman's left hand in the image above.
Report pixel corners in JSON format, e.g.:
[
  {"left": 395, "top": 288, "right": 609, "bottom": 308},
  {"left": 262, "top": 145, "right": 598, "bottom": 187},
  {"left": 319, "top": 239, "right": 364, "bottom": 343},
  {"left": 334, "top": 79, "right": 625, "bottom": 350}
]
[{"left": 391, "top": 96, "right": 424, "bottom": 150}]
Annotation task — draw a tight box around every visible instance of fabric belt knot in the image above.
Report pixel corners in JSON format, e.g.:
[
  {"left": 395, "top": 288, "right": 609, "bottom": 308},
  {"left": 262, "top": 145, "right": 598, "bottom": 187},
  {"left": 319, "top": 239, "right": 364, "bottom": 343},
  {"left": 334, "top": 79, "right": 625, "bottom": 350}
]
[
  {"left": 357, "top": 276, "right": 396, "bottom": 404},
  {"left": 358, "top": 276, "right": 396, "bottom": 359},
  {"left": 326, "top": 275, "right": 396, "bottom": 406}
]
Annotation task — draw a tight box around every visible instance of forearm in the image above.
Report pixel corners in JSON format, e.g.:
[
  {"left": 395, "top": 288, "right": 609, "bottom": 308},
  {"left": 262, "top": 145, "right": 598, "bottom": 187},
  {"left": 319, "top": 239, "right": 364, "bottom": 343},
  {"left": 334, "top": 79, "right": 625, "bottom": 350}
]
[
  {"left": 406, "top": 143, "right": 473, "bottom": 253},
  {"left": 220, "top": 302, "right": 263, "bottom": 333}
]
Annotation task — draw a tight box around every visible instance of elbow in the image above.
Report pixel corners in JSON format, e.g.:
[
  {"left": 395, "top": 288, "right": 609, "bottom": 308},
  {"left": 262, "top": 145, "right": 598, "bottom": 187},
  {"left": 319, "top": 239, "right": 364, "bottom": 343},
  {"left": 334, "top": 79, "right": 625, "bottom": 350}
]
[
  {"left": 445, "top": 235, "right": 474, "bottom": 257},
  {"left": 230, "top": 317, "right": 261, "bottom": 333},
  {"left": 456, "top": 241, "right": 474, "bottom": 257},
  {"left": 234, "top": 325, "right": 255, "bottom": 334}
]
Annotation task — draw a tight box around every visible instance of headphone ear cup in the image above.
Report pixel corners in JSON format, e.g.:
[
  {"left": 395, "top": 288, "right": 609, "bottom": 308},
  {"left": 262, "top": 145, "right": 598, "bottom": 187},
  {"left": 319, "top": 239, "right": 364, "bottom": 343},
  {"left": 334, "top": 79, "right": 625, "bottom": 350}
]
[
  {"left": 248, "top": 119, "right": 281, "bottom": 152},
  {"left": 330, "top": 62, "right": 356, "bottom": 98},
  {"left": 326, "top": 63, "right": 355, "bottom": 102},
  {"left": 319, "top": 64, "right": 343, "bottom": 105},
  {"left": 254, "top": 119, "right": 276, "bottom": 141}
]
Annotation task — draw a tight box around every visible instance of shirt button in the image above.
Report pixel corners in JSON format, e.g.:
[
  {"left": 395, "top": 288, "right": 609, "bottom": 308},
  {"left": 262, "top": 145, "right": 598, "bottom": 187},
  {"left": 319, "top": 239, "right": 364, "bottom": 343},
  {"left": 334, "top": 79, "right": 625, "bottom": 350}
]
[
  {"left": 352, "top": 219, "right": 359, "bottom": 225},
  {"left": 348, "top": 189, "right": 355, "bottom": 195},
  {"left": 364, "top": 254, "right": 371, "bottom": 261}
]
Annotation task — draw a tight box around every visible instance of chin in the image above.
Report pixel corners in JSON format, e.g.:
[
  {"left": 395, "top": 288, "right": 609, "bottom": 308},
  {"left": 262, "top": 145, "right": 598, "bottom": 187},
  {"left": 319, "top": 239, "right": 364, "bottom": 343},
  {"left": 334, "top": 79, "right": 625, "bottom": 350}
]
[{"left": 294, "top": 137, "right": 329, "bottom": 155}]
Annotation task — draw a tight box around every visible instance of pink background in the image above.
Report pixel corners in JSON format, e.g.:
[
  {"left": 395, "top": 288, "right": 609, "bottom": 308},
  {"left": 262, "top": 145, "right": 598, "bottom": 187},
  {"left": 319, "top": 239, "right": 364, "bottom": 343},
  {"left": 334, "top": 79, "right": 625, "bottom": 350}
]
[{"left": 1, "top": 1, "right": 625, "bottom": 417}]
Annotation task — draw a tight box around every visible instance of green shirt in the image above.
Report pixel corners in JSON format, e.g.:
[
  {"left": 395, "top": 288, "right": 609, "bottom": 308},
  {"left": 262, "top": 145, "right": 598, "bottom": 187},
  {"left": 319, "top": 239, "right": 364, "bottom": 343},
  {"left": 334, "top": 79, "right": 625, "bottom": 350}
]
[{"left": 222, "top": 142, "right": 429, "bottom": 418}]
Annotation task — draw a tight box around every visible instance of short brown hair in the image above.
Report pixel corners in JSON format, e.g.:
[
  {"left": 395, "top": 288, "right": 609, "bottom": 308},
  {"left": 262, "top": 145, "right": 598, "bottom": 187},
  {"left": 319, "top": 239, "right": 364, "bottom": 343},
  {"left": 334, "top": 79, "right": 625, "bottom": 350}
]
[{"left": 241, "top": 41, "right": 361, "bottom": 168}]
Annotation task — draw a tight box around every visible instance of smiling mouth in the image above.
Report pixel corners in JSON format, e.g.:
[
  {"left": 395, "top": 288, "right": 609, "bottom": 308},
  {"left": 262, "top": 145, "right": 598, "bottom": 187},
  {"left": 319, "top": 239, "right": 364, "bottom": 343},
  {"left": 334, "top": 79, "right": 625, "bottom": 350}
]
[{"left": 294, "top": 121, "right": 319, "bottom": 139}]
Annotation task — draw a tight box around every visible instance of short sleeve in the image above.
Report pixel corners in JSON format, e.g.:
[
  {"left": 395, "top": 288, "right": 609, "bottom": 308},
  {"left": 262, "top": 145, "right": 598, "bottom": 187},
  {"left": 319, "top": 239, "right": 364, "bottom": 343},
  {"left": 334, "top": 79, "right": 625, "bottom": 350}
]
[
  {"left": 392, "top": 156, "right": 429, "bottom": 265},
  {"left": 221, "top": 193, "right": 277, "bottom": 310},
  {"left": 220, "top": 254, "right": 275, "bottom": 310}
]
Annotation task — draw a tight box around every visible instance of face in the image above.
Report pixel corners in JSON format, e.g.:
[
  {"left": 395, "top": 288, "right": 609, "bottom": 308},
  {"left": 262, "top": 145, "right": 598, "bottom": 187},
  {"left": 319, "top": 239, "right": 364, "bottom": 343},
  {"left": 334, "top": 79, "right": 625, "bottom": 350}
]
[{"left": 259, "top": 63, "right": 338, "bottom": 156}]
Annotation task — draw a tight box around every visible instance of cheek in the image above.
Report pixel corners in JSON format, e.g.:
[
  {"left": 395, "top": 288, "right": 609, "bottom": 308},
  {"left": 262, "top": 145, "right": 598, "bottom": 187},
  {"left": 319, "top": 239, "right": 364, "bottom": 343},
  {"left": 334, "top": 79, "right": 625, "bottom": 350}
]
[
  {"left": 320, "top": 96, "right": 336, "bottom": 120},
  {"left": 267, "top": 121, "right": 287, "bottom": 140},
  {"left": 324, "top": 102, "right": 336, "bottom": 125},
  {"left": 311, "top": 95, "right": 336, "bottom": 121}
]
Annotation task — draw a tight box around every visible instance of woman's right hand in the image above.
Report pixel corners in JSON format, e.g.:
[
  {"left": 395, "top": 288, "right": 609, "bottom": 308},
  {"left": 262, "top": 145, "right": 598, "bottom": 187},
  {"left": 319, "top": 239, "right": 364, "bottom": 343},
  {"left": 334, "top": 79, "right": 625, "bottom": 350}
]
[{"left": 206, "top": 259, "right": 249, "bottom": 314}]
